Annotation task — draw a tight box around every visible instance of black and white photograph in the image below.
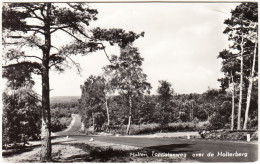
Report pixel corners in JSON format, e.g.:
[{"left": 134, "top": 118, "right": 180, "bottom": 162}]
[{"left": 1, "top": 0, "right": 258, "bottom": 162}]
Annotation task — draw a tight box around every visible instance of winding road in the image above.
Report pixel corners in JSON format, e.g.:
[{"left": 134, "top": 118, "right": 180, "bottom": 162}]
[
  {"left": 53, "top": 114, "right": 84, "bottom": 136},
  {"left": 54, "top": 114, "right": 258, "bottom": 162}
]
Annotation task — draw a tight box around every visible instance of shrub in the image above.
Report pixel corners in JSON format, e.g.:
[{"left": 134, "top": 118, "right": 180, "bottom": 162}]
[
  {"left": 2, "top": 90, "right": 41, "bottom": 148},
  {"left": 130, "top": 123, "right": 161, "bottom": 134},
  {"left": 208, "top": 113, "right": 226, "bottom": 130},
  {"left": 107, "top": 122, "right": 206, "bottom": 135},
  {"left": 59, "top": 117, "right": 72, "bottom": 127},
  {"left": 51, "top": 117, "right": 72, "bottom": 132},
  {"left": 193, "top": 117, "right": 199, "bottom": 124},
  {"left": 248, "top": 118, "right": 258, "bottom": 129},
  {"left": 201, "top": 130, "right": 258, "bottom": 141},
  {"left": 108, "top": 125, "right": 127, "bottom": 135}
]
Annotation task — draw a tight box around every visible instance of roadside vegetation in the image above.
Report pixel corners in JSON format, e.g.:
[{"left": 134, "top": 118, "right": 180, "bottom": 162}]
[
  {"left": 79, "top": 85, "right": 257, "bottom": 135},
  {"left": 50, "top": 101, "right": 78, "bottom": 132},
  {"left": 2, "top": 96, "right": 77, "bottom": 149}
]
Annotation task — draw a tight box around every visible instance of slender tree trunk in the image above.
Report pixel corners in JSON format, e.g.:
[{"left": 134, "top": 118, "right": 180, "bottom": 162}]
[
  {"left": 92, "top": 114, "right": 95, "bottom": 132},
  {"left": 237, "top": 35, "right": 244, "bottom": 130},
  {"left": 231, "top": 73, "right": 235, "bottom": 130},
  {"left": 190, "top": 107, "right": 192, "bottom": 122},
  {"left": 190, "top": 103, "right": 193, "bottom": 122},
  {"left": 41, "top": 3, "right": 52, "bottom": 161},
  {"left": 126, "top": 95, "right": 132, "bottom": 135},
  {"left": 243, "top": 41, "right": 257, "bottom": 130},
  {"left": 105, "top": 97, "right": 110, "bottom": 126}
]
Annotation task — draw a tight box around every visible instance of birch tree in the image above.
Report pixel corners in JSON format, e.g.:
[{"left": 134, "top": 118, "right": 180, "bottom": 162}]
[
  {"left": 104, "top": 45, "right": 151, "bottom": 134},
  {"left": 219, "top": 2, "right": 258, "bottom": 130}
]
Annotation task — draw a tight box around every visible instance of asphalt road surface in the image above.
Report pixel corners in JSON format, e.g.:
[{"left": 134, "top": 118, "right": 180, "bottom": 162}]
[
  {"left": 55, "top": 114, "right": 258, "bottom": 162},
  {"left": 53, "top": 114, "right": 83, "bottom": 136},
  {"left": 71, "top": 135, "right": 258, "bottom": 162}
]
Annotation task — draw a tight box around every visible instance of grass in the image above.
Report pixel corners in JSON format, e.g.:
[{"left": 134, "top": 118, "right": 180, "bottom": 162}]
[
  {"left": 2, "top": 145, "right": 40, "bottom": 157},
  {"left": 69, "top": 143, "right": 127, "bottom": 162}
]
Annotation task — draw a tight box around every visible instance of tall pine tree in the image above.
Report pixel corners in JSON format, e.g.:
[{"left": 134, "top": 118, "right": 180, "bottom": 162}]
[{"left": 2, "top": 3, "right": 143, "bottom": 161}]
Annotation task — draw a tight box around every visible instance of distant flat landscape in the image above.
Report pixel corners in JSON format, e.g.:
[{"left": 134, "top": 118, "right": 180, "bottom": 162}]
[{"left": 50, "top": 96, "right": 80, "bottom": 103}]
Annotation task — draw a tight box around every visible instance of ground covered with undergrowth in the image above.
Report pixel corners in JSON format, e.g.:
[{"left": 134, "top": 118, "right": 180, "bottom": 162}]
[
  {"left": 2, "top": 138, "right": 188, "bottom": 162},
  {"left": 200, "top": 130, "right": 258, "bottom": 141}
]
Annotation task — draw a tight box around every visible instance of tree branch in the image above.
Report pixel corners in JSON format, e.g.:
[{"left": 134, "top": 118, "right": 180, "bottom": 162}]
[
  {"left": 26, "top": 92, "right": 42, "bottom": 103},
  {"left": 48, "top": 54, "right": 64, "bottom": 68},
  {"left": 57, "top": 29, "right": 111, "bottom": 63},
  {"left": 74, "top": 26, "right": 91, "bottom": 39},
  {"left": 50, "top": 25, "right": 71, "bottom": 34},
  {"left": 64, "top": 54, "right": 82, "bottom": 75},
  {"left": 49, "top": 53, "right": 81, "bottom": 75},
  {"left": 24, "top": 25, "right": 45, "bottom": 30},
  {"left": 40, "top": 3, "right": 46, "bottom": 20},
  {"left": 24, "top": 5, "right": 44, "bottom": 21},
  {"left": 59, "top": 28, "right": 85, "bottom": 43},
  {"left": 27, "top": 29, "right": 45, "bottom": 35},
  {"left": 23, "top": 55, "right": 42, "bottom": 61},
  {"left": 96, "top": 43, "right": 112, "bottom": 63},
  {"left": 49, "top": 60, "right": 64, "bottom": 68},
  {"left": 2, "top": 61, "right": 43, "bottom": 74}
]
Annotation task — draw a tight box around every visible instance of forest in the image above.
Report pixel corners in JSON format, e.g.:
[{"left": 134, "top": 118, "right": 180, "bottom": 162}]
[{"left": 1, "top": 2, "right": 258, "bottom": 162}]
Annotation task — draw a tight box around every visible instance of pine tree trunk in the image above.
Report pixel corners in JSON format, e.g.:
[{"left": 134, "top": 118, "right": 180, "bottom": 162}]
[
  {"left": 41, "top": 68, "right": 51, "bottom": 162},
  {"left": 237, "top": 35, "right": 244, "bottom": 130},
  {"left": 40, "top": 3, "right": 52, "bottom": 161},
  {"left": 243, "top": 41, "right": 257, "bottom": 130},
  {"left": 105, "top": 97, "right": 110, "bottom": 126},
  {"left": 231, "top": 73, "right": 235, "bottom": 130},
  {"left": 126, "top": 95, "right": 132, "bottom": 135}
]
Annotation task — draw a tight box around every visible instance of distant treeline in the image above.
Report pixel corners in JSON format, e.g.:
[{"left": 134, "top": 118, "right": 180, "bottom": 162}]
[
  {"left": 50, "top": 96, "right": 80, "bottom": 104},
  {"left": 50, "top": 101, "right": 78, "bottom": 132},
  {"left": 50, "top": 101, "right": 78, "bottom": 109}
]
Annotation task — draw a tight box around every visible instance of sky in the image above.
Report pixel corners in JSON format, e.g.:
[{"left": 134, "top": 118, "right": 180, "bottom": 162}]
[{"left": 29, "top": 2, "right": 239, "bottom": 97}]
